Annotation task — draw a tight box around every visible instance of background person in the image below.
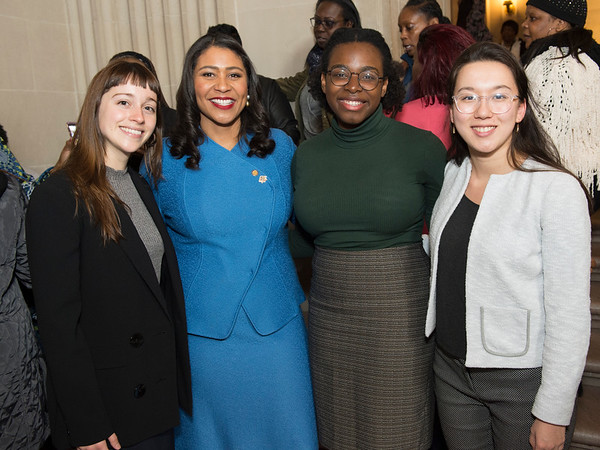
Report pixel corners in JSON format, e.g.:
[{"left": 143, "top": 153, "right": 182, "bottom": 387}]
[
  {"left": 522, "top": 0, "right": 600, "bottom": 202},
  {"left": 0, "top": 124, "right": 54, "bottom": 198},
  {"left": 293, "top": 27, "right": 446, "bottom": 449},
  {"left": 26, "top": 59, "right": 192, "bottom": 450},
  {"left": 428, "top": 42, "right": 590, "bottom": 450},
  {"left": 499, "top": 19, "right": 525, "bottom": 60},
  {"left": 397, "top": 0, "right": 448, "bottom": 101},
  {"left": 277, "top": 0, "right": 361, "bottom": 141},
  {"left": 143, "top": 33, "right": 318, "bottom": 449},
  {"left": 0, "top": 168, "right": 50, "bottom": 450},
  {"left": 394, "top": 24, "right": 475, "bottom": 150},
  {"left": 456, "top": 0, "right": 493, "bottom": 42}
]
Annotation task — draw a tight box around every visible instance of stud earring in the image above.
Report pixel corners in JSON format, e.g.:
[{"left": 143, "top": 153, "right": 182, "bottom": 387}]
[{"left": 246, "top": 94, "right": 250, "bottom": 107}]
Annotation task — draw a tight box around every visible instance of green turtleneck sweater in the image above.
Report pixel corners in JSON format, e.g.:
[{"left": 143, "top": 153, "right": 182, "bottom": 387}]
[{"left": 292, "top": 106, "right": 446, "bottom": 252}]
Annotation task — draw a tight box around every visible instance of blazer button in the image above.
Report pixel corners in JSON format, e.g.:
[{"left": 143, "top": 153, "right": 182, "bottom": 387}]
[
  {"left": 133, "top": 384, "right": 146, "bottom": 398},
  {"left": 129, "top": 333, "right": 144, "bottom": 348}
]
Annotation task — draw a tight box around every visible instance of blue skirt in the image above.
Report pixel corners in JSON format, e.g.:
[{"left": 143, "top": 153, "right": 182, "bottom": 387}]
[{"left": 175, "top": 309, "right": 318, "bottom": 450}]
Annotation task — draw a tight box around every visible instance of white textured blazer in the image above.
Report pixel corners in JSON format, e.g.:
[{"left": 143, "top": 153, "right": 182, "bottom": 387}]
[{"left": 426, "top": 157, "right": 591, "bottom": 426}]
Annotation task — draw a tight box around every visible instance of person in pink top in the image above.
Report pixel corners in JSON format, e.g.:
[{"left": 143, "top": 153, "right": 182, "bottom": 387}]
[{"left": 395, "top": 24, "right": 475, "bottom": 150}]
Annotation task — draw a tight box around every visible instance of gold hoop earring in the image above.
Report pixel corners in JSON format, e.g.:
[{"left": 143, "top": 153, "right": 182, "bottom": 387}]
[
  {"left": 516, "top": 123, "right": 520, "bottom": 133},
  {"left": 452, "top": 124, "right": 455, "bottom": 135}
]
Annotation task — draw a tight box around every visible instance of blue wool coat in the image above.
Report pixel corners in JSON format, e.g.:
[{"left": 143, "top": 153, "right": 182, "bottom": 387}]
[{"left": 146, "top": 129, "right": 305, "bottom": 340}]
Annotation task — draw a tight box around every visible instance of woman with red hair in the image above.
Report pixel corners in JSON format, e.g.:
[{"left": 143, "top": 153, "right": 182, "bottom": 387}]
[{"left": 395, "top": 24, "right": 475, "bottom": 150}]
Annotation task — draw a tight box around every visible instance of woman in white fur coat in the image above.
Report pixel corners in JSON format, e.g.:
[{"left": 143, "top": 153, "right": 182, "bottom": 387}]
[{"left": 522, "top": 0, "right": 600, "bottom": 201}]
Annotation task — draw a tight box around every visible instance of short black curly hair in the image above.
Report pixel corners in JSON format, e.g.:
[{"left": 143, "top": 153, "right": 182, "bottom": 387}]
[{"left": 308, "top": 28, "right": 404, "bottom": 114}]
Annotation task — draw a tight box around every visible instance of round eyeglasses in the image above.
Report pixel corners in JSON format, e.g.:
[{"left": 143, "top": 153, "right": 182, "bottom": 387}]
[
  {"left": 310, "top": 17, "right": 344, "bottom": 29},
  {"left": 327, "top": 67, "right": 385, "bottom": 91},
  {"left": 452, "top": 93, "right": 520, "bottom": 115}
]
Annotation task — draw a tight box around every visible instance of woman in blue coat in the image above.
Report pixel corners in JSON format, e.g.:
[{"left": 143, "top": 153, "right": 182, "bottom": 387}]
[{"left": 143, "top": 33, "right": 318, "bottom": 449}]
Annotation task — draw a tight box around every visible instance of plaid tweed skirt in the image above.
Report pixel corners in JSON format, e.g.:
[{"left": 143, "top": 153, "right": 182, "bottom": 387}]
[{"left": 309, "top": 243, "right": 435, "bottom": 450}]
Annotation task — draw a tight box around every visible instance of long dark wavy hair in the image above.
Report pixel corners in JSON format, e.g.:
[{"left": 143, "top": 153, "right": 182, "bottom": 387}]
[
  {"left": 448, "top": 42, "right": 590, "bottom": 204},
  {"left": 448, "top": 42, "right": 554, "bottom": 167},
  {"left": 522, "top": 27, "right": 596, "bottom": 66},
  {"left": 56, "top": 59, "right": 163, "bottom": 243},
  {"left": 169, "top": 34, "right": 274, "bottom": 169},
  {"left": 308, "top": 28, "right": 404, "bottom": 115}
]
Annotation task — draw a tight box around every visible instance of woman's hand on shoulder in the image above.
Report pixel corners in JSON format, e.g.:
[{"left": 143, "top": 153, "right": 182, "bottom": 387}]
[
  {"left": 529, "top": 419, "right": 565, "bottom": 450},
  {"left": 77, "top": 433, "right": 121, "bottom": 450}
]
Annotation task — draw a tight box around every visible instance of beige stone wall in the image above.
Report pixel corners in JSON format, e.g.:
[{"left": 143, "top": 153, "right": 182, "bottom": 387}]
[
  {"left": 1, "top": 0, "right": 453, "bottom": 174},
  {"left": 0, "top": 0, "right": 78, "bottom": 175}
]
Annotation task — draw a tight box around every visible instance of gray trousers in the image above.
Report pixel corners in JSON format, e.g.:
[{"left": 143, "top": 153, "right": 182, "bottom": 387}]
[{"left": 433, "top": 347, "right": 575, "bottom": 450}]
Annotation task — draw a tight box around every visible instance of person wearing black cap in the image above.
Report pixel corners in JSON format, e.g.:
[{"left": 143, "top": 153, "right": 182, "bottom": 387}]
[{"left": 522, "top": 0, "right": 600, "bottom": 204}]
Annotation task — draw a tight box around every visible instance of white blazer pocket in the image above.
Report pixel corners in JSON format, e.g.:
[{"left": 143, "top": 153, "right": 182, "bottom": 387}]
[{"left": 480, "top": 306, "right": 530, "bottom": 357}]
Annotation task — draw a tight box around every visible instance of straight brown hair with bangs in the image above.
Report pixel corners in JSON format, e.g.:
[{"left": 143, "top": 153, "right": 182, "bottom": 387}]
[{"left": 56, "top": 58, "right": 163, "bottom": 243}]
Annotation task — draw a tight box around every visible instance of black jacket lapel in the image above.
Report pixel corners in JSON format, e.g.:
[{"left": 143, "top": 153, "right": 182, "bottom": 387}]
[{"left": 115, "top": 172, "right": 170, "bottom": 317}]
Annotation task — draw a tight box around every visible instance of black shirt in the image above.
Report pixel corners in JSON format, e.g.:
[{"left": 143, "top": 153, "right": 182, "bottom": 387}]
[{"left": 436, "top": 195, "right": 479, "bottom": 360}]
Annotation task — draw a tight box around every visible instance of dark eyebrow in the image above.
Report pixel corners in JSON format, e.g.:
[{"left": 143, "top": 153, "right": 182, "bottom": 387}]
[
  {"left": 197, "top": 65, "right": 245, "bottom": 72},
  {"left": 456, "top": 84, "right": 512, "bottom": 93},
  {"left": 329, "top": 64, "right": 381, "bottom": 73},
  {"left": 111, "top": 92, "right": 157, "bottom": 103}
]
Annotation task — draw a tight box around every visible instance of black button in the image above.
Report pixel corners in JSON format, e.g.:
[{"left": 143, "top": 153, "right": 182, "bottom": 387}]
[
  {"left": 133, "top": 384, "right": 146, "bottom": 398},
  {"left": 129, "top": 333, "right": 144, "bottom": 348}
]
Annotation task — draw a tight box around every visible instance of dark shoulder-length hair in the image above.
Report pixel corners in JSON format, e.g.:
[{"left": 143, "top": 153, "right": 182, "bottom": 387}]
[
  {"left": 522, "top": 27, "right": 595, "bottom": 66},
  {"left": 412, "top": 24, "right": 475, "bottom": 106},
  {"left": 315, "top": 0, "right": 362, "bottom": 28},
  {"left": 57, "top": 59, "right": 163, "bottom": 243},
  {"left": 169, "top": 33, "right": 274, "bottom": 170},
  {"left": 308, "top": 28, "right": 404, "bottom": 114}
]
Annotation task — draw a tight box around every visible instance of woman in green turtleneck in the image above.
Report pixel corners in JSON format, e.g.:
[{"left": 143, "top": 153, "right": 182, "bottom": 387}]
[{"left": 292, "top": 28, "right": 446, "bottom": 449}]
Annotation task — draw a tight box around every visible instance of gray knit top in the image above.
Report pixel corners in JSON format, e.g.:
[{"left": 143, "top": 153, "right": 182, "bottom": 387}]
[{"left": 106, "top": 167, "right": 164, "bottom": 280}]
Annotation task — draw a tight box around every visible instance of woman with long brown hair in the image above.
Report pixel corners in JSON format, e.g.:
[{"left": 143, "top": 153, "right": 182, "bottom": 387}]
[{"left": 26, "top": 59, "right": 191, "bottom": 450}]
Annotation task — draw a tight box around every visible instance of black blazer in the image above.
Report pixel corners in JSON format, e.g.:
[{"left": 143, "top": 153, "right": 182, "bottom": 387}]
[{"left": 26, "top": 170, "right": 191, "bottom": 449}]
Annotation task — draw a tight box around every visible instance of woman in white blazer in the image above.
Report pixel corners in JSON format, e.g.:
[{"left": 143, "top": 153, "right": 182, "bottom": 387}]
[{"left": 427, "top": 42, "right": 591, "bottom": 450}]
